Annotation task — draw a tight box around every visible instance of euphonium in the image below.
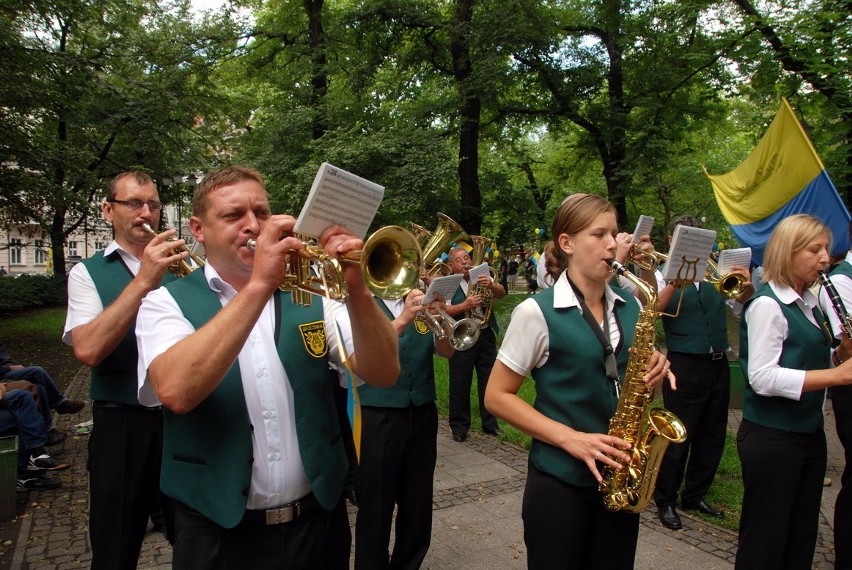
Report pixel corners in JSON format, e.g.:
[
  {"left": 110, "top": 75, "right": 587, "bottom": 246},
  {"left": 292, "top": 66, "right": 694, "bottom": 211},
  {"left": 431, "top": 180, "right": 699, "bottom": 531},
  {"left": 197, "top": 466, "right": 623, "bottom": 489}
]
[
  {"left": 465, "top": 235, "right": 497, "bottom": 326},
  {"left": 599, "top": 260, "right": 687, "bottom": 513},
  {"left": 142, "top": 223, "right": 205, "bottom": 277},
  {"left": 419, "top": 213, "right": 469, "bottom": 277},
  {"left": 628, "top": 244, "right": 746, "bottom": 300},
  {"left": 246, "top": 225, "right": 422, "bottom": 305}
]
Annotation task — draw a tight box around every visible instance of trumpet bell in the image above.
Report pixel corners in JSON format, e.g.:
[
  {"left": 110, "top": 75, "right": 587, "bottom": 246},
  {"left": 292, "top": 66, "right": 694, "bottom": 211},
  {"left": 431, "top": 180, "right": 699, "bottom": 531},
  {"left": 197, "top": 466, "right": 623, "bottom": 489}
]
[{"left": 361, "top": 226, "right": 423, "bottom": 300}]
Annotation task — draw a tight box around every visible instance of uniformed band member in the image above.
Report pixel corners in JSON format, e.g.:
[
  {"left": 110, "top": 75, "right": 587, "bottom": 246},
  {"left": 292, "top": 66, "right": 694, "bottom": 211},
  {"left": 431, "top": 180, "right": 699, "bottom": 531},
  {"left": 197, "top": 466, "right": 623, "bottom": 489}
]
[
  {"left": 444, "top": 248, "right": 507, "bottom": 441},
  {"left": 737, "top": 214, "right": 852, "bottom": 569},
  {"left": 354, "top": 289, "right": 454, "bottom": 568},
  {"left": 653, "top": 215, "right": 753, "bottom": 530},
  {"left": 485, "top": 193, "right": 673, "bottom": 569},
  {"left": 63, "top": 171, "right": 181, "bottom": 569},
  {"left": 135, "top": 166, "right": 399, "bottom": 569}
]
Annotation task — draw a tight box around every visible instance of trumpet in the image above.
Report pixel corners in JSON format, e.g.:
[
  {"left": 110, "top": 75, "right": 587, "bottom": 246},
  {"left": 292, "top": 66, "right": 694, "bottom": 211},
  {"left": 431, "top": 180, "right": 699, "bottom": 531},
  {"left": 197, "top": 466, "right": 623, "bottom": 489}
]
[
  {"left": 142, "top": 223, "right": 205, "bottom": 277},
  {"left": 246, "top": 225, "right": 422, "bottom": 305},
  {"left": 628, "top": 244, "right": 746, "bottom": 300},
  {"left": 416, "top": 304, "right": 480, "bottom": 351}
]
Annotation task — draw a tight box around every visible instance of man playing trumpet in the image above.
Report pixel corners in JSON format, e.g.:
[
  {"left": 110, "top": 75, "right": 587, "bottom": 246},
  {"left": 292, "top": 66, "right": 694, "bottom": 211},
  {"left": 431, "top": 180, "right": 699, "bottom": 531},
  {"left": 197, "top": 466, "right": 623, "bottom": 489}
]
[{"left": 135, "top": 166, "right": 399, "bottom": 569}]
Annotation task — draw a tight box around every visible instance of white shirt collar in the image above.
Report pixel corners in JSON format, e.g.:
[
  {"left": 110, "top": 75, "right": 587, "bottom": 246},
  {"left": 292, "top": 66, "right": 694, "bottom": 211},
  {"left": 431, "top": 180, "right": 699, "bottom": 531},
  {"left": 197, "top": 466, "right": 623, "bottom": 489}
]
[
  {"left": 769, "top": 280, "right": 818, "bottom": 309},
  {"left": 551, "top": 270, "right": 628, "bottom": 310}
]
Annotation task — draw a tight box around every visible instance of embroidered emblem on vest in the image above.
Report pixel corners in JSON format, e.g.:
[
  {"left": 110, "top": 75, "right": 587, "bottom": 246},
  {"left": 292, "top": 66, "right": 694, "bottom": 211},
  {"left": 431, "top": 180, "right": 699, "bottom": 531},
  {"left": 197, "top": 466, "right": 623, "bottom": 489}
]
[
  {"left": 299, "top": 321, "right": 328, "bottom": 358},
  {"left": 414, "top": 319, "right": 429, "bottom": 335}
]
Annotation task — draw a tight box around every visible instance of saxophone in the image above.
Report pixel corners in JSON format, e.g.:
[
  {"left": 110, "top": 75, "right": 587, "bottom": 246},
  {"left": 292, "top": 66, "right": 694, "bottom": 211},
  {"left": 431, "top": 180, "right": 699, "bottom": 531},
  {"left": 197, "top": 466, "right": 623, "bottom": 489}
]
[{"left": 599, "top": 260, "right": 687, "bottom": 512}]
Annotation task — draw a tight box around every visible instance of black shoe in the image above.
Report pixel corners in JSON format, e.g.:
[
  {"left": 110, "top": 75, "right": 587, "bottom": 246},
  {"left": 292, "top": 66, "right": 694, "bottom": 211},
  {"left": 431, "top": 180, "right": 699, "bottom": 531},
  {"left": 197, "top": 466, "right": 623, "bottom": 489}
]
[
  {"left": 452, "top": 432, "right": 467, "bottom": 442},
  {"left": 46, "top": 429, "right": 66, "bottom": 447},
  {"left": 27, "top": 453, "right": 70, "bottom": 471},
  {"left": 56, "top": 399, "right": 85, "bottom": 414},
  {"left": 657, "top": 505, "right": 682, "bottom": 530},
  {"left": 682, "top": 500, "right": 724, "bottom": 518},
  {"left": 484, "top": 428, "right": 504, "bottom": 436},
  {"left": 17, "top": 474, "right": 61, "bottom": 491}
]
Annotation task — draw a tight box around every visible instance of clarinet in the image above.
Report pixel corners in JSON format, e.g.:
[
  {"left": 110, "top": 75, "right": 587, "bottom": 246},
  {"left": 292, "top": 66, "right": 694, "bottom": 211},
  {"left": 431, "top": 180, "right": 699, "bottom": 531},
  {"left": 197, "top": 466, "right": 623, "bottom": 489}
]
[{"left": 818, "top": 270, "right": 852, "bottom": 337}]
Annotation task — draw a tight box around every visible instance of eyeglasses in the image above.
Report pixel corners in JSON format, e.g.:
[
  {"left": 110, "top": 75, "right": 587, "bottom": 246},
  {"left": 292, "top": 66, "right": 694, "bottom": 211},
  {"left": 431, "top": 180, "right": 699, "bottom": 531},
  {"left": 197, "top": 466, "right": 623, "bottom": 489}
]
[{"left": 109, "top": 199, "right": 162, "bottom": 212}]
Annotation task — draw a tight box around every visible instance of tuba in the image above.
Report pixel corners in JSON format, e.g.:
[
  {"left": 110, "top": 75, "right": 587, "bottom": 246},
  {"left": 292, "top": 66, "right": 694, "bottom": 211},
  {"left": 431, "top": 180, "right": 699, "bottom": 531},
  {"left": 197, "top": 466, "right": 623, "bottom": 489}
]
[
  {"left": 247, "top": 225, "right": 422, "bottom": 305},
  {"left": 142, "top": 223, "right": 205, "bottom": 277},
  {"left": 418, "top": 213, "right": 469, "bottom": 277},
  {"left": 599, "top": 260, "right": 687, "bottom": 512},
  {"left": 465, "top": 235, "right": 497, "bottom": 326}
]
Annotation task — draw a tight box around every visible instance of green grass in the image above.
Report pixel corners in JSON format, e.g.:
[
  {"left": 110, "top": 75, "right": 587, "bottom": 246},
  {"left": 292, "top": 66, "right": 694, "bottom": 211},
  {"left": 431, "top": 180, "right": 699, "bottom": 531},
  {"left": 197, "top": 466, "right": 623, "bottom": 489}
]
[
  {"left": 434, "top": 291, "right": 744, "bottom": 531},
  {"left": 0, "top": 306, "right": 67, "bottom": 339}
]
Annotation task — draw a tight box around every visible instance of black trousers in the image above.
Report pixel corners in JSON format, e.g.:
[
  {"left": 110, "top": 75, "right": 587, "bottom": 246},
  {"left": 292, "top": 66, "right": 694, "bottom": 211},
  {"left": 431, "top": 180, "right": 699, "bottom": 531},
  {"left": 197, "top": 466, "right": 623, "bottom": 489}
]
[
  {"left": 448, "top": 328, "right": 499, "bottom": 435},
  {"left": 832, "top": 385, "right": 852, "bottom": 570},
  {"left": 88, "top": 404, "right": 169, "bottom": 570},
  {"left": 735, "top": 419, "right": 826, "bottom": 570},
  {"left": 522, "top": 460, "right": 639, "bottom": 569},
  {"left": 171, "top": 497, "right": 350, "bottom": 570},
  {"left": 654, "top": 352, "right": 729, "bottom": 507},
  {"left": 355, "top": 402, "right": 438, "bottom": 569}
]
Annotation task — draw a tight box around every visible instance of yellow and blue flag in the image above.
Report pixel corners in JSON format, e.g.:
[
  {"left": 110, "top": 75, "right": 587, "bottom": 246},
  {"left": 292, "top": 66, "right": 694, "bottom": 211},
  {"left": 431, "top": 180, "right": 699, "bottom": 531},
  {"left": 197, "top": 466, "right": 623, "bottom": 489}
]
[{"left": 705, "top": 98, "right": 850, "bottom": 264}]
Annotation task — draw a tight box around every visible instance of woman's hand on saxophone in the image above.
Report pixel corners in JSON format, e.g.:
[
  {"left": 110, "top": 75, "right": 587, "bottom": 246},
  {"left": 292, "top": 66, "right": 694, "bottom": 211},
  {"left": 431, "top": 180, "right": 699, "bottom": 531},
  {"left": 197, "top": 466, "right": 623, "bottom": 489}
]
[
  {"left": 567, "top": 431, "right": 632, "bottom": 483},
  {"left": 643, "top": 348, "right": 676, "bottom": 390}
]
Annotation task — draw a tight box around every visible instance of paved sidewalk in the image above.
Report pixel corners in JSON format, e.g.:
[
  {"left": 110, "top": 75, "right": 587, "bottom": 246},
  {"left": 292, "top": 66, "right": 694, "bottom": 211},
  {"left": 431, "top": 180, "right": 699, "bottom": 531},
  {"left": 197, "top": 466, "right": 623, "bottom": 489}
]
[{"left": 9, "top": 366, "right": 844, "bottom": 568}]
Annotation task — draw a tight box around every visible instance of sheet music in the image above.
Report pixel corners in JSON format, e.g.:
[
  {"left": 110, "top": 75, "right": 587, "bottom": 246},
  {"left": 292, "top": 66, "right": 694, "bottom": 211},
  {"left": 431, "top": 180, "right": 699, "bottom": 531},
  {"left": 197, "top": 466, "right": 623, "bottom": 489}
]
[
  {"left": 294, "top": 163, "right": 385, "bottom": 239},
  {"left": 422, "top": 274, "right": 463, "bottom": 305},
  {"left": 662, "top": 226, "right": 716, "bottom": 283},
  {"left": 717, "top": 247, "right": 752, "bottom": 275},
  {"left": 467, "top": 262, "right": 490, "bottom": 283},
  {"left": 631, "top": 215, "right": 655, "bottom": 243}
]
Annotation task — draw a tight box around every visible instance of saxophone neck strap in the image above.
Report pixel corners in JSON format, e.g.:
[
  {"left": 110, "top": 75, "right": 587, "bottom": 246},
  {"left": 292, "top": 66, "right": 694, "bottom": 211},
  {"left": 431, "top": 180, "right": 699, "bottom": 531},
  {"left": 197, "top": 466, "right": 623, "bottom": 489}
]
[{"left": 567, "top": 276, "right": 620, "bottom": 386}]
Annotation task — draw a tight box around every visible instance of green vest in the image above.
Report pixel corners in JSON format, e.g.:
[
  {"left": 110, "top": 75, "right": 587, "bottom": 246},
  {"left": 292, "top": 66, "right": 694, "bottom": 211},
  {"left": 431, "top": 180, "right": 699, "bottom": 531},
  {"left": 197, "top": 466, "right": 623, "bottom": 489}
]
[
  {"left": 830, "top": 259, "right": 852, "bottom": 280},
  {"left": 161, "top": 270, "right": 346, "bottom": 528},
  {"left": 739, "top": 285, "right": 829, "bottom": 433},
  {"left": 662, "top": 283, "right": 729, "bottom": 353},
  {"left": 358, "top": 299, "right": 436, "bottom": 408},
  {"left": 529, "top": 285, "right": 639, "bottom": 487},
  {"left": 451, "top": 283, "right": 499, "bottom": 335},
  {"left": 81, "top": 250, "right": 177, "bottom": 405}
]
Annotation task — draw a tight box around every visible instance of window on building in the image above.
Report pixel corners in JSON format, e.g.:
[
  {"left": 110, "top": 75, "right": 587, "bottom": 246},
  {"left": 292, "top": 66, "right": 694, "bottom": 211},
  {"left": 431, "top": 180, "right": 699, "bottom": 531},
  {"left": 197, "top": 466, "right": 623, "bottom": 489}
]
[
  {"left": 10, "top": 238, "right": 22, "bottom": 265},
  {"left": 68, "top": 241, "right": 78, "bottom": 258},
  {"left": 94, "top": 241, "right": 106, "bottom": 251},
  {"left": 34, "top": 240, "right": 47, "bottom": 265}
]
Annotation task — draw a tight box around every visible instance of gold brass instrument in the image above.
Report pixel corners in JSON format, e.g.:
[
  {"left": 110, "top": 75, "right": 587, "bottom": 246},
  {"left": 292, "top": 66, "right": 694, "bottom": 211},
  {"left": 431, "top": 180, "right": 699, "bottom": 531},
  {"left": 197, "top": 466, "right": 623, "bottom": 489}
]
[
  {"left": 142, "top": 223, "right": 205, "bottom": 277},
  {"left": 465, "top": 235, "right": 498, "bottom": 326},
  {"left": 418, "top": 213, "right": 469, "bottom": 277},
  {"left": 416, "top": 304, "right": 480, "bottom": 351},
  {"left": 599, "top": 260, "right": 687, "bottom": 512},
  {"left": 628, "top": 244, "right": 746, "bottom": 300},
  {"left": 246, "top": 225, "right": 422, "bottom": 305}
]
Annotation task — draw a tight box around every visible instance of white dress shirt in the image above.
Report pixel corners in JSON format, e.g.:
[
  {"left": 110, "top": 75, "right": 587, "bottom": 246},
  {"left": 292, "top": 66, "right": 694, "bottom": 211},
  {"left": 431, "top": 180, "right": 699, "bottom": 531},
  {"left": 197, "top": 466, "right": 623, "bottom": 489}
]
[
  {"left": 136, "top": 262, "right": 354, "bottom": 509},
  {"left": 743, "top": 281, "right": 823, "bottom": 401},
  {"left": 497, "top": 271, "right": 638, "bottom": 377}
]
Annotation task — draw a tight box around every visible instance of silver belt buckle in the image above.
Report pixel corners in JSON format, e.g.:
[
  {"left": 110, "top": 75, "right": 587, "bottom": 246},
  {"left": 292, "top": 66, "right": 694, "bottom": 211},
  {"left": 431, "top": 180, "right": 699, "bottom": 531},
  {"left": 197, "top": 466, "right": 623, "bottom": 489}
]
[
  {"left": 265, "top": 504, "right": 298, "bottom": 525},
  {"left": 712, "top": 352, "right": 724, "bottom": 360}
]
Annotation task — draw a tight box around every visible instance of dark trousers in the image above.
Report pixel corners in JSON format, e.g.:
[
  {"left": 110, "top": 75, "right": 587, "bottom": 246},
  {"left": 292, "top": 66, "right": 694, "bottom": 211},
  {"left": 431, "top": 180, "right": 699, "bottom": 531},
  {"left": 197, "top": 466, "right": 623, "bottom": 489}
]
[
  {"left": 449, "top": 328, "right": 498, "bottom": 435},
  {"left": 735, "top": 419, "right": 826, "bottom": 570},
  {"left": 171, "top": 496, "right": 350, "bottom": 570},
  {"left": 355, "top": 402, "right": 438, "bottom": 570},
  {"left": 522, "top": 460, "right": 639, "bottom": 569},
  {"left": 654, "top": 353, "right": 729, "bottom": 506},
  {"left": 832, "top": 385, "right": 852, "bottom": 570},
  {"left": 88, "top": 404, "right": 168, "bottom": 570}
]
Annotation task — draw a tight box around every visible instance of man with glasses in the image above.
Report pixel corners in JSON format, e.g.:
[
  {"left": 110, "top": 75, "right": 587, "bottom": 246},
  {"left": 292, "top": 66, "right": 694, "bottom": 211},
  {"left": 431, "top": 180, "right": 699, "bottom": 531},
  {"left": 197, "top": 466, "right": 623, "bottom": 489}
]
[{"left": 63, "top": 171, "right": 185, "bottom": 569}]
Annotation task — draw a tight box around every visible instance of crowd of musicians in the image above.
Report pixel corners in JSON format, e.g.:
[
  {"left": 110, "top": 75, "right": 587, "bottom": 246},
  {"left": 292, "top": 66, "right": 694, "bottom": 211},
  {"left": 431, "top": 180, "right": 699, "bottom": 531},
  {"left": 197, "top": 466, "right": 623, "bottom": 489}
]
[{"left": 57, "top": 166, "right": 851, "bottom": 570}]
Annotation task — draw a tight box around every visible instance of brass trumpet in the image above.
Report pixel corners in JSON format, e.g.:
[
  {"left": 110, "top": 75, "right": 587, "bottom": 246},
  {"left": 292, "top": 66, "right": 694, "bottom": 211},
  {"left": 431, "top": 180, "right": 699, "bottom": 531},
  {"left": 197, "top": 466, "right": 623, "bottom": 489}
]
[
  {"left": 246, "top": 226, "right": 422, "bottom": 305},
  {"left": 416, "top": 305, "right": 480, "bottom": 351},
  {"left": 142, "top": 223, "right": 205, "bottom": 277},
  {"left": 628, "top": 244, "right": 746, "bottom": 299}
]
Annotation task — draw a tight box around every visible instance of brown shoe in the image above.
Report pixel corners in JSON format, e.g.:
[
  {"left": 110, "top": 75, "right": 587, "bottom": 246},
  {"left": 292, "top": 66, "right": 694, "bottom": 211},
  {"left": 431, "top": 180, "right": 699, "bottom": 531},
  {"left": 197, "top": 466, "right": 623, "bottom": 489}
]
[{"left": 56, "top": 399, "right": 85, "bottom": 414}]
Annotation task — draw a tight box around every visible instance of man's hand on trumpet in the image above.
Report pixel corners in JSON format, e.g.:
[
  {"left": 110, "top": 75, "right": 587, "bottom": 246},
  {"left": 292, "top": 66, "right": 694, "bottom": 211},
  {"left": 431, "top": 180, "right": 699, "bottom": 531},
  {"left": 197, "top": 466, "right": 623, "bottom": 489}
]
[{"left": 139, "top": 227, "right": 187, "bottom": 287}]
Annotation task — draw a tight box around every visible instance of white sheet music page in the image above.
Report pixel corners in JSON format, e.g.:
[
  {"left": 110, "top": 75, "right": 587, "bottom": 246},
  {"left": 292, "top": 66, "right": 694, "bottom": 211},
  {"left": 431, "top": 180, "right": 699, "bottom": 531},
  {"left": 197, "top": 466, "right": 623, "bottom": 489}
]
[
  {"left": 662, "top": 226, "right": 716, "bottom": 283},
  {"left": 467, "top": 262, "right": 490, "bottom": 283},
  {"left": 631, "top": 215, "right": 655, "bottom": 243},
  {"left": 294, "top": 163, "right": 385, "bottom": 239},
  {"left": 422, "top": 274, "right": 464, "bottom": 305},
  {"left": 717, "top": 247, "right": 752, "bottom": 275}
]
